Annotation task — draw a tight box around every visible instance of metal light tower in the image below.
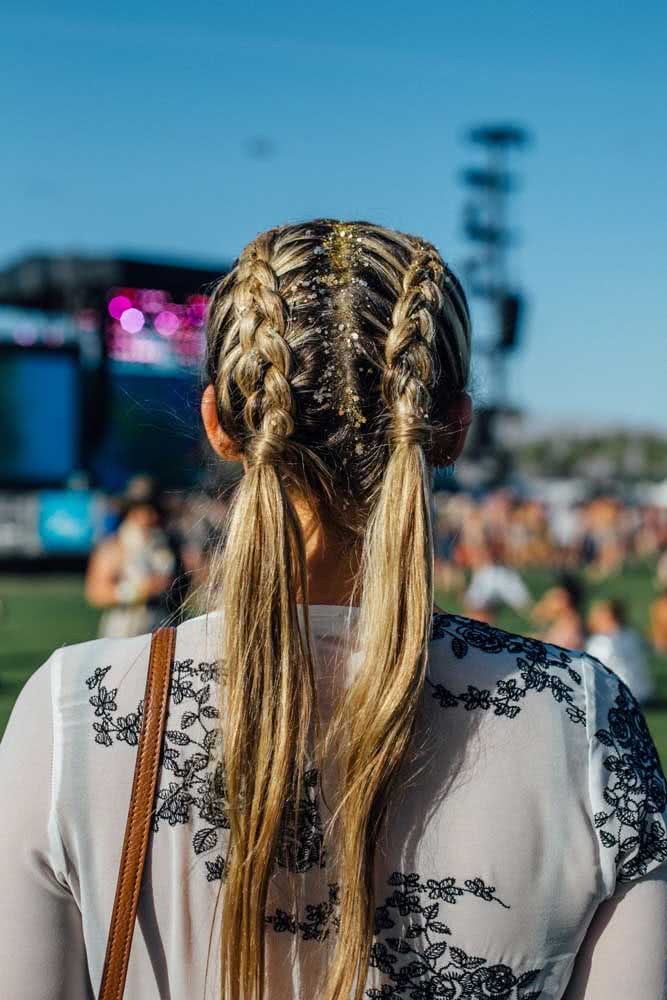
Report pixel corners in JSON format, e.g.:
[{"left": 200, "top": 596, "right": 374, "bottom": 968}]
[{"left": 460, "top": 124, "right": 530, "bottom": 479}]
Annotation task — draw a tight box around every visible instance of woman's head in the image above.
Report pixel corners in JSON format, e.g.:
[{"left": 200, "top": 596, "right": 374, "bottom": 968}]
[
  {"left": 201, "top": 220, "right": 472, "bottom": 1000},
  {"left": 203, "top": 220, "right": 471, "bottom": 534},
  {"left": 588, "top": 597, "right": 626, "bottom": 633}
]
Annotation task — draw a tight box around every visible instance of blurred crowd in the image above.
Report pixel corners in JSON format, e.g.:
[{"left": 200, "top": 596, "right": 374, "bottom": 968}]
[
  {"left": 433, "top": 487, "right": 667, "bottom": 703},
  {"left": 434, "top": 489, "right": 667, "bottom": 581},
  {"left": 85, "top": 479, "right": 667, "bottom": 706}
]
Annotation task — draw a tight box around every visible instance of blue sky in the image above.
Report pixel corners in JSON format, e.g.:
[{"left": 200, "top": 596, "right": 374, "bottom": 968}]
[{"left": 2, "top": 1, "right": 665, "bottom": 430}]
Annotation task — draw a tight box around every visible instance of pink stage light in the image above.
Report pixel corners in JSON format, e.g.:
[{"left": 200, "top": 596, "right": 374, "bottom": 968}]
[
  {"left": 138, "top": 289, "right": 168, "bottom": 313},
  {"left": 154, "top": 310, "right": 180, "bottom": 336},
  {"left": 186, "top": 301, "right": 207, "bottom": 326},
  {"left": 119, "top": 308, "right": 145, "bottom": 333},
  {"left": 13, "top": 328, "right": 38, "bottom": 346},
  {"left": 108, "top": 295, "right": 133, "bottom": 320}
]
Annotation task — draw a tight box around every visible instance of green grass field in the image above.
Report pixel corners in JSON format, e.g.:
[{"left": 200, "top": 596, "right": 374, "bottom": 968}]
[{"left": 2, "top": 564, "right": 667, "bottom": 765}]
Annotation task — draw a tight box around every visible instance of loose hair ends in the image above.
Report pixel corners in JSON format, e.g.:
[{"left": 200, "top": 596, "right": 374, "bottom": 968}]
[
  {"left": 323, "top": 441, "right": 434, "bottom": 1000},
  {"left": 215, "top": 462, "right": 316, "bottom": 1000}
]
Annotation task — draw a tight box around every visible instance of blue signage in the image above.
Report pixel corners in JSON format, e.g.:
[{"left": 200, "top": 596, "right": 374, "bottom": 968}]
[{"left": 37, "top": 491, "right": 105, "bottom": 553}]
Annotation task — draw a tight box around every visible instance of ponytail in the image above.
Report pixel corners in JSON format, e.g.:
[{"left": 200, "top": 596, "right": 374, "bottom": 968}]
[
  {"left": 217, "top": 458, "right": 316, "bottom": 998},
  {"left": 324, "top": 440, "right": 433, "bottom": 1000}
]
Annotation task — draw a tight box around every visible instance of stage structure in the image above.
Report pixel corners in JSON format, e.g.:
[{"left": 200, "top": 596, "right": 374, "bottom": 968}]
[
  {"left": 460, "top": 123, "right": 531, "bottom": 484},
  {"left": 0, "top": 253, "right": 226, "bottom": 558}
]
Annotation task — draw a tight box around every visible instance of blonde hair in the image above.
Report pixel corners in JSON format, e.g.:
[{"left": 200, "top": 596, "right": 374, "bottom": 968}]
[{"left": 205, "top": 220, "right": 471, "bottom": 999}]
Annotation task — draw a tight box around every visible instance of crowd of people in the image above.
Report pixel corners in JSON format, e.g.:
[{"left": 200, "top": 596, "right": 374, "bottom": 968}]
[
  {"left": 85, "top": 477, "right": 667, "bottom": 705},
  {"left": 434, "top": 488, "right": 667, "bottom": 580},
  {"left": 433, "top": 487, "right": 667, "bottom": 703}
]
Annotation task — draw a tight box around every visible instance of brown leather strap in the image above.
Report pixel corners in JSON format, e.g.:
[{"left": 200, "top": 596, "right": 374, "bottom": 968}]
[{"left": 98, "top": 626, "right": 176, "bottom": 1000}]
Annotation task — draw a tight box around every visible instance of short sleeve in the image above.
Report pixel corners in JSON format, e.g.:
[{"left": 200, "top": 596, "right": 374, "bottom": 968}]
[{"left": 584, "top": 652, "right": 667, "bottom": 898}]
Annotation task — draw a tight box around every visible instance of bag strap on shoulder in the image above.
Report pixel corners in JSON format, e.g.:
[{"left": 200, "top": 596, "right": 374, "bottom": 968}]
[{"left": 98, "top": 625, "right": 176, "bottom": 1000}]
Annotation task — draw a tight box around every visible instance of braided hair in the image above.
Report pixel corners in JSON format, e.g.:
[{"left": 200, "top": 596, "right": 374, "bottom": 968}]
[{"left": 205, "top": 220, "right": 471, "bottom": 1000}]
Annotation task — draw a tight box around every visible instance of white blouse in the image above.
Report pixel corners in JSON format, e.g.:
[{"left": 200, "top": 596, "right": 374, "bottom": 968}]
[{"left": 2, "top": 606, "right": 667, "bottom": 999}]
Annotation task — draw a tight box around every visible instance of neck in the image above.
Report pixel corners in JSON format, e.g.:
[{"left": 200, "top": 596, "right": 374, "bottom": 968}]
[
  {"left": 291, "top": 498, "right": 445, "bottom": 614},
  {"left": 294, "top": 500, "right": 363, "bottom": 606}
]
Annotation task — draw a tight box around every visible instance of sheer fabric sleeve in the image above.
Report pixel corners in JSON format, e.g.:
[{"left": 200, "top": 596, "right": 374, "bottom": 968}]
[
  {"left": 584, "top": 651, "right": 667, "bottom": 896},
  {"left": 0, "top": 651, "right": 93, "bottom": 999},
  {"left": 564, "top": 653, "right": 667, "bottom": 997},
  {"left": 563, "top": 869, "right": 667, "bottom": 999}
]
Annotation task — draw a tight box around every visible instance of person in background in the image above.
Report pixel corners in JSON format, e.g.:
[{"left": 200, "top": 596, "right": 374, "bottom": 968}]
[
  {"left": 548, "top": 499, "right": 583, "bottom": 568},
  {"left": 650, "top": 588, "right": 667, "bottom": 656},
  {"left": 586, "top": 598, "right": 655, "bottom": 705},
  {"left": 656, "top": 547, "right": 667, "bottom": 590},
  {"left": 462, "top": 542, "right": 533, "bottom": 624},
  {"left": 530, "top": 571, "right": 586, "bottom": 650},
  {"left": 85, "top": 476, "right": 185, "bottom": 637},
  {"left": 432, "top": 493, "right": 467, "bottom": 603},
  {"left": 585, "top": 496, "right": 625, "bottom": 580}
]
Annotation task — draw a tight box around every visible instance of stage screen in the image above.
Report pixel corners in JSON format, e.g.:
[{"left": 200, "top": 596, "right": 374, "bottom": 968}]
[
  {"left": 0, "top": 347, "right": 80, "bottom": 486},
  {"left": 89, "top": 364, "right": 204, "bottom": 492},
  {"left": 99, "top": 285, "right": 209, "bottom": 490}
]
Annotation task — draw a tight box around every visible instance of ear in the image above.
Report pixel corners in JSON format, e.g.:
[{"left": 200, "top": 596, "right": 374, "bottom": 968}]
[
  {"left": 431, "top": 390, "right": 473, "bottom": 466},
  {"left": 201, "top": 384, "right": 244, "bottom": 463}
]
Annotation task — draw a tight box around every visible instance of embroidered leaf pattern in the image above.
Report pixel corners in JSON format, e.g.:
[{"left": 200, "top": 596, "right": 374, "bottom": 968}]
[
  {"left": 592, "top": 673, "right": 667, "bottom": 880},
  {"left": 85, "top": 655, "right": 324, "bottom": 879},
  {"left": 268, "top": 872, "right": 542, "bottom": 998},
  {"left": 193, "top": 827, "right": 218, "bottom": 854},
  {"left": 181, "top": 711, "right": 198, "bottom": 729},
  {"left": 205, "top": 855, "right": 225, "bottom": 882},
  {"left": 429, "top": 612, "right": 585, "bottom": 725}
]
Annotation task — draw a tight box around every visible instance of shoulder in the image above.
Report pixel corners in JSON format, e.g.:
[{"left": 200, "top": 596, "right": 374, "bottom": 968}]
[
  {"left": 0, "top": 648, "right": 59, "bottom": 763},
  {"left": 87, "top": 535, "right": 122, "bottom": 563},
  {"left": 426, "top": 613, "right": 667, "bottom": 892},
  {"left": 427, "top": 611, "right": 588, "bottom": 727},
  {"left": 582, "top": 649, "right": 667, "bottom": 892},
  {"left": 53, "top": 613, "right": 217, "bottom": 689},
  {"left": 55, "top": 631, "right": 154, "bottom": 694},
  {"left": 0, "top": 637, "right": 130, "bottom": 764},
  {"left": 51, "top": 614, "right": 221, "bottom": 744}
]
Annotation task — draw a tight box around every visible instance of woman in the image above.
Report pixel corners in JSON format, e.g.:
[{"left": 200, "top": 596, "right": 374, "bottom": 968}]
[
  {"left": 530, "top": 571, "right": 587, "bottom": 650},
  {"left": 586, "top": 597, "right": 655, "bottom": 705},
  {"left": 1, "top": 220, "right": 666, "bottom": 999},
  {"left": 85, "top": 477, "right": 185, "bottom": 638},
  {"left": 651, "top": 586, "right": 667, "bottom": 655}
]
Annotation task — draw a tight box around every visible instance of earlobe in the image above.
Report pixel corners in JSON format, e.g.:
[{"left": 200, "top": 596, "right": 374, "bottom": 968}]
[{"left": 201, "top": 385, "right": 243, "bottom": 463}]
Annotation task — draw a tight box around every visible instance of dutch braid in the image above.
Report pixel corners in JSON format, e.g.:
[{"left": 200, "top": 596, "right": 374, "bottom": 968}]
[
  {"left": 232, "top": 235, "right": 296, "bottom": 464},
  {"left": 382, "top": 245, "right": 444, "bottom": 449}
]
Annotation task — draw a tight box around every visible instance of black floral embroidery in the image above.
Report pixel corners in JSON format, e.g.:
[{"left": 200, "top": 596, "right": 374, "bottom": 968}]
[
  {"left": 275, "top": 768, "right": 325, "bottom": 873},
  {"left": 267, "top": 872, "right": 542, "bottom": 999},
  {"left": 86, "top": 657, "right": 324, "bottom": 880},
  {"left": 382, "top": 871, "right": 509, "bottom": 915},
  {"left": 205, "top": 855, "right": 226, "bottom": 882},
  {"left": 429, "top": 613, "right": 586, "bottom": 726},
  {"left": 267, "top": 883, "right": 341, "bottom": 940},
  {"left": 86, "top": 665, "right": 113, "bottom": 690},
  {"left": 87, "top": 665, "right": 142, "bottom": 746},
  {"left": 593, "top": 673, "right": 667, "bottom": 881}
]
